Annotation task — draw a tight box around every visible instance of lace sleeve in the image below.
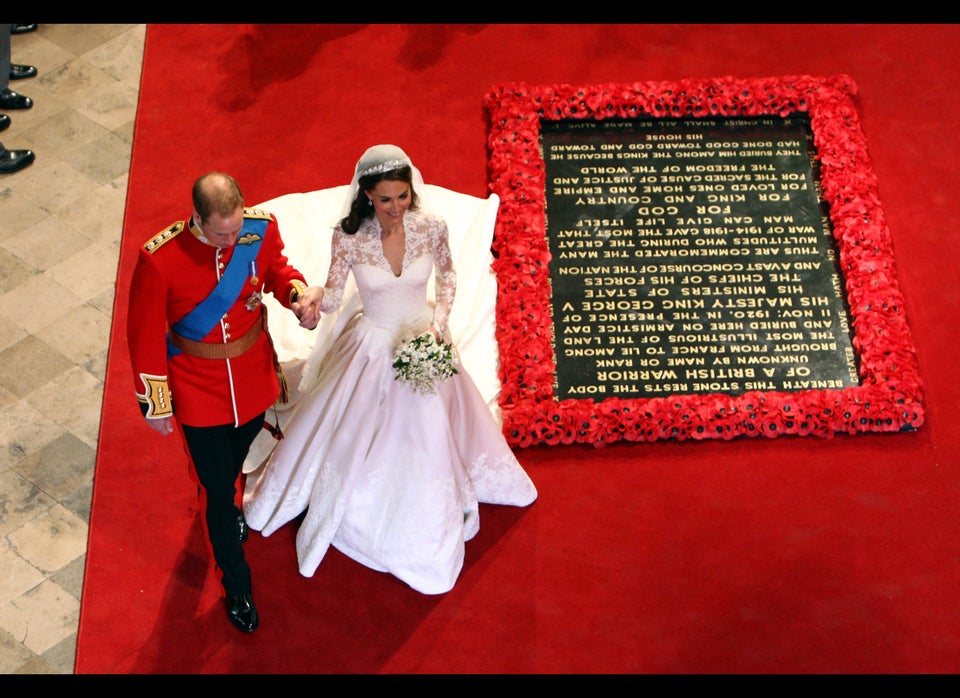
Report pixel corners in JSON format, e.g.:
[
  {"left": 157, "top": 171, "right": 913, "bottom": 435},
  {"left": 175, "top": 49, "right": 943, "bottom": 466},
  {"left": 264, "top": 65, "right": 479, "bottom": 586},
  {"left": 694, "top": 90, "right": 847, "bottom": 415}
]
[
  {"left": 431, "top": 216, "right": 456, "bottom": 335},
  {"left": 319, "top": 228, "right": 351, "bottom": 314}
]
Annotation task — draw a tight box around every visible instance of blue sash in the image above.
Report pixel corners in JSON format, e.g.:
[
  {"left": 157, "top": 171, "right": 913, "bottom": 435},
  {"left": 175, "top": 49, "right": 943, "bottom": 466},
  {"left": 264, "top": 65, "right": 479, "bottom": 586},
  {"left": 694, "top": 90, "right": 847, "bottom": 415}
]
[{"left": 167, "top": 217, "right": 267, "bottom": 358}]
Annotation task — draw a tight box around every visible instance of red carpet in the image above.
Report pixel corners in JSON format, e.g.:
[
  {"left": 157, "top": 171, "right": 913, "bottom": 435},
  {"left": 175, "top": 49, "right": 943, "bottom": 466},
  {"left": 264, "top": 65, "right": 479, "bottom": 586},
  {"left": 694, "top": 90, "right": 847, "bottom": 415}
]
[{"left": 78, "top": 24, "right": 960, "bottom": 673}]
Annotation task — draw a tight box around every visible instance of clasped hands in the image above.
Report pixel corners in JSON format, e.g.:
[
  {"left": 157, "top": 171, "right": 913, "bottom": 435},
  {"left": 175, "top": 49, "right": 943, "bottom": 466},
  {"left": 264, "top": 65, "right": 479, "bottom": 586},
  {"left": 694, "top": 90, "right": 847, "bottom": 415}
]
[{"left": 291, "top": 286, "right": 325, "bottom": 329}]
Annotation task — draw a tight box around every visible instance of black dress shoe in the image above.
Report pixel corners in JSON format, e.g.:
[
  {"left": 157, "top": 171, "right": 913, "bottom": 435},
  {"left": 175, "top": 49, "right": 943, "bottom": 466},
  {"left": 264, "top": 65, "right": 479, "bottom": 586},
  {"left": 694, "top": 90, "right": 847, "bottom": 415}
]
[
  {"left": 226, "top": 593, "right": 259, "bottom": 633},
  {"left": 11, "top": 24, "right": 38, "bottom": 35},
  {"left": 235, "top": 507, "right": 249, "bottom": 543},
  {"left": 0, "top": 89, "right": 32, "bottom": 110},
  {"left": 0, "top": 148, "right": 35, "bottom": 174},
  {"left": 9, "top": 64, "right": 38, "bottom": 81},
  {"left": 0, "top": 114, "right": 9, "bottom": 133}
]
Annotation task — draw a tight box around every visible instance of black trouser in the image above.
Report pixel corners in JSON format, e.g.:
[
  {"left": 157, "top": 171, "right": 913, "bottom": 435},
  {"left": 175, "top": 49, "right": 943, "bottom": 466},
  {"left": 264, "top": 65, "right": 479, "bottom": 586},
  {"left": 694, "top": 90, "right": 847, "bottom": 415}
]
[{"left": 181, "top": 412, "right": 264, "bottom": 596}]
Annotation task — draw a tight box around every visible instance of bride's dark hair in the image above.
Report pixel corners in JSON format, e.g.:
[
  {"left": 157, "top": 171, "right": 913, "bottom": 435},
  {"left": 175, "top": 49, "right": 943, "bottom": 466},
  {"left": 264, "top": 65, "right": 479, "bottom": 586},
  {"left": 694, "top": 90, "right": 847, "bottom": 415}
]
[{"left": 340, "top": 165, "right": 420, "bottom": 234}]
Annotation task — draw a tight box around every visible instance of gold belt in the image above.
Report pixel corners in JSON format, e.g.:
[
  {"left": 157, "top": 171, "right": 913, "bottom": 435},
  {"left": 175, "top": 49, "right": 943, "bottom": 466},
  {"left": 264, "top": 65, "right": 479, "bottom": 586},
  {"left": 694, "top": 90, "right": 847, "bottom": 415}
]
[{"left": 170, "top": 311, "right": 264, "bottom": 360}]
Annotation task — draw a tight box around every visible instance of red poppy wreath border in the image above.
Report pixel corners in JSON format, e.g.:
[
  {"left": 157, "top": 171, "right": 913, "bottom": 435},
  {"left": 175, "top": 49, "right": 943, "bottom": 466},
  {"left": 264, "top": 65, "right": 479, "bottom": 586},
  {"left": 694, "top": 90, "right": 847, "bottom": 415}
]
[{"left": 483, "top": 75, "right": 924, "bottom": 448}]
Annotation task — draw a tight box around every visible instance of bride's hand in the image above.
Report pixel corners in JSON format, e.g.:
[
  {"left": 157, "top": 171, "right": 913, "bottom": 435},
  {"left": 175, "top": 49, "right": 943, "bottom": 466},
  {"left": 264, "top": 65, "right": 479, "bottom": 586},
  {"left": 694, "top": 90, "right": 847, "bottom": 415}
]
[
  {"left": 294, "top": 286, "right": 324, "bottom": 330},
  {"left": 422, "top": 324, "right": 446, "bottom": 343}
]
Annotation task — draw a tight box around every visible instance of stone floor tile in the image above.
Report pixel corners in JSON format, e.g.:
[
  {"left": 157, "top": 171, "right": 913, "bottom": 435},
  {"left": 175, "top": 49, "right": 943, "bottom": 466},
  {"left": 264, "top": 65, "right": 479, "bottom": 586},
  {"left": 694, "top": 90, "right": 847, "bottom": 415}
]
[{"left": 0, "top": 580, "right": 81, "bottom": 655}]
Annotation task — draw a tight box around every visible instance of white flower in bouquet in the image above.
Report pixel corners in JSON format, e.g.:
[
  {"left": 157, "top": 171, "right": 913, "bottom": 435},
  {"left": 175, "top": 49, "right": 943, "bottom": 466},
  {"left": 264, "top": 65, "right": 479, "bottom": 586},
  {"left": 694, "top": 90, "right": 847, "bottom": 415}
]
[{"left": 392, "top": 333, "right": 459, "bottom": 396}]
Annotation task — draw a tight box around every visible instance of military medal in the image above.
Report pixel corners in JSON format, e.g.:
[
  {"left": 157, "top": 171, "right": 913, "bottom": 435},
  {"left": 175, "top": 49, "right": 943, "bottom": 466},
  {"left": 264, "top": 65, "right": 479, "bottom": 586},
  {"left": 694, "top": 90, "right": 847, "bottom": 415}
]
[
  {"left": 249, "top": 260, "right": 259, "bottom": 286},
  {"left": 245, "top": 290, "right": 263, "bottom": 311}
]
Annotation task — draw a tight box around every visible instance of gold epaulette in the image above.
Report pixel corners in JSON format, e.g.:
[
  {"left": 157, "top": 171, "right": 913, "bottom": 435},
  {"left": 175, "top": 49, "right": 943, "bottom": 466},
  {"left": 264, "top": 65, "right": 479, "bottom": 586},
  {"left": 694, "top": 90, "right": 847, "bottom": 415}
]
[
  {"left": 244, "top": 207, "right": 273, "bottom": 221},
  {"left": 143, "top": 221, "right": 185, "bottom": 253}
]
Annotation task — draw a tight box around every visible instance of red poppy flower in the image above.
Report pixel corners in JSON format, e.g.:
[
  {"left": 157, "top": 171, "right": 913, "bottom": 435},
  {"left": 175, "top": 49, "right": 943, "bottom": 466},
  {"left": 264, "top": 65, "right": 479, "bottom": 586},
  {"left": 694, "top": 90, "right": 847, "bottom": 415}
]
[{"left": 484, "top": 76, "right": 924, "bottom": 447}]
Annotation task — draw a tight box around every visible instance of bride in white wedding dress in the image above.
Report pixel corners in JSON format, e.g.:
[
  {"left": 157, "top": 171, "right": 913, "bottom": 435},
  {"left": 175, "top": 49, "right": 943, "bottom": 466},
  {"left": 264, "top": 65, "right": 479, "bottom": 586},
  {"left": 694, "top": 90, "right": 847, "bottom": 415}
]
[{"left": 243, "top": 145, "right": 537, "bottom": 594}]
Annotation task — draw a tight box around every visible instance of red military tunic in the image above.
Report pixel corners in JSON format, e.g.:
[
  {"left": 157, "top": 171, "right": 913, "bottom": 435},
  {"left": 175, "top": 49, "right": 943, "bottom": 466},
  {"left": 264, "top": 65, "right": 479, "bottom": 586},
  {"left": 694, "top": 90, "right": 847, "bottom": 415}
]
[{"left": 127, "top": 208, "right": 308, "bottom": 427}]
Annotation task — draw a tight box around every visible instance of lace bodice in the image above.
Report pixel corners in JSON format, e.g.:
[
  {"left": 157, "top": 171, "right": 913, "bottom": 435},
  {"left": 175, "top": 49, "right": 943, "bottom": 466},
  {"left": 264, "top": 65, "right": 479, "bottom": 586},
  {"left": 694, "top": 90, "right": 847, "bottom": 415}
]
[{"left": 319, "top": 209, "right": 456, "bottom": 332}]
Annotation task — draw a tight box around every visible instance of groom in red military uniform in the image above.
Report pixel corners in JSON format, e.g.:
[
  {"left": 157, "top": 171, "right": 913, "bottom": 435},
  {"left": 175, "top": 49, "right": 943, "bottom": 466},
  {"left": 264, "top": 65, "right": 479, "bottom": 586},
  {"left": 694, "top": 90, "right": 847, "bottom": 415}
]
[{"left": 127, "top": 172, "right": 322, "bottom": 633}]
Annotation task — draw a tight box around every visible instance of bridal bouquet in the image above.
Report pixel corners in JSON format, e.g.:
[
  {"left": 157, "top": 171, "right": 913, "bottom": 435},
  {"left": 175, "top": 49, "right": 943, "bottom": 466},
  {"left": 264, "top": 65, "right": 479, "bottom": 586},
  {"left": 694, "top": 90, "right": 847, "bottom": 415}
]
[{"left": 393, "top": 333, "right": 459, "bottom": 396}]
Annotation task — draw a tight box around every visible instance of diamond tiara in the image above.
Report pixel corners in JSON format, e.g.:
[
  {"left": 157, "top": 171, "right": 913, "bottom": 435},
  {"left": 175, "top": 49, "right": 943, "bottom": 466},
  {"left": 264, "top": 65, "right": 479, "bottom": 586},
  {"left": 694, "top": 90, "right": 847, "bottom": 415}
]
[{"left": 357, "top": 158, "right": 410, "bottom": 178}]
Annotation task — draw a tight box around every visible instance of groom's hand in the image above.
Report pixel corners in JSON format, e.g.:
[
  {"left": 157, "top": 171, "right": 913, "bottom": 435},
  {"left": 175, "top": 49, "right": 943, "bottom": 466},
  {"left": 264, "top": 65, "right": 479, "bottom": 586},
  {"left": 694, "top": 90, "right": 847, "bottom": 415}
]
[{"left": 293, "top": 286, "right": 324, "bottom": 330}]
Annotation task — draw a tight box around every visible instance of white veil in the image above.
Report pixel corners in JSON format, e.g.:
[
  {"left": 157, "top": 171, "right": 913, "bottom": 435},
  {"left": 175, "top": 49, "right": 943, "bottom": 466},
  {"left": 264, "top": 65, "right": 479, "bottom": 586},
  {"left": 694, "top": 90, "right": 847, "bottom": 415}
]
[
  {"left": 243, "top": 146, "right": 503, "bottom": 474},
  {"left": 299, "top": 144, "right": 430, "bottom": 397},
  {"left": 339, "top": 144, "right": 427, "bottom": 219}
]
